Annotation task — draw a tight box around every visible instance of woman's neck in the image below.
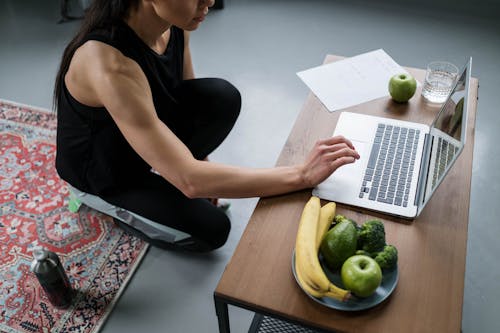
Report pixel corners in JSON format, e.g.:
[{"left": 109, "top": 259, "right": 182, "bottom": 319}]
[{"left": 125, "top": 3, "right": 171, "bottom": 50}]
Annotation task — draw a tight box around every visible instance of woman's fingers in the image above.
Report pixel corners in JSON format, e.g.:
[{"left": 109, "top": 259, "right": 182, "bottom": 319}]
[
  {"left": 322, "top": 146, "right": 360, "bottom": 162},
  {"left": 318, "top": 143, "right": 360, "bottom": 161},
  {"left": 302, "top": 135, "right": 362, "bottom": 187},
  {"left": 330, "top": 155, "right": 357, "bottom": 171},
  {"left": 317, "top": 135, "right": 356, "bottom": 150},
  {"left": 316, "top": 135, "right": 360, "bottom": 161}
]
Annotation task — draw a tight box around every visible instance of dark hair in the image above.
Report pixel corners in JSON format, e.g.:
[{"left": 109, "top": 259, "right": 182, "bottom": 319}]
[{"left": 53, "top": 0, "right": 140, "bottom": 111}]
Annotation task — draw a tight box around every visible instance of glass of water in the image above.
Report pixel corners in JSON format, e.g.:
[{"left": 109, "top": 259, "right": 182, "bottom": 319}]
[{"left": 421, "top": 61, "right": 459, "bottom": 104}]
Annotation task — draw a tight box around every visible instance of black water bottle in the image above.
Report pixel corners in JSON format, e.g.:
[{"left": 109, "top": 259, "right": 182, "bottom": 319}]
[{"left": 31, "top": 249, "right": 74, "bottom": 308}]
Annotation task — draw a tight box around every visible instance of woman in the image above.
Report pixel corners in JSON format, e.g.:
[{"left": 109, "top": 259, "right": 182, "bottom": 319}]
[{"left": 54, "top": 0, "right": 360, "bottom": 252}]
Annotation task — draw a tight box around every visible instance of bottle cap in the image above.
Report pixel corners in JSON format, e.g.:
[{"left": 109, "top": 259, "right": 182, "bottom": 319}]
[{"left": 33, "top": 249, "right": 48, "bottom": 261}]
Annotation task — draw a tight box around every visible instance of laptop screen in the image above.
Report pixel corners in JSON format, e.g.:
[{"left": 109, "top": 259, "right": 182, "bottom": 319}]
[{"left": 418, "top": 60, "right": 470, "bottom": 210}]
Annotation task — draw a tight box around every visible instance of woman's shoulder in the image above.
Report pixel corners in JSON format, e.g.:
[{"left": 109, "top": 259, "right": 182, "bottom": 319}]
[
  {"left": 75, "top": 40, "right": 136, "bottom": 73},
  {"left": 66, "top": 40, "right": 145, "bottom": 106}
]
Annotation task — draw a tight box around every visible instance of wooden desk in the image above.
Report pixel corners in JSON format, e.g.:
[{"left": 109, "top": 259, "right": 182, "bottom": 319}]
[{"left": 214, "top": 55, "right": 479, "bottom": 333}]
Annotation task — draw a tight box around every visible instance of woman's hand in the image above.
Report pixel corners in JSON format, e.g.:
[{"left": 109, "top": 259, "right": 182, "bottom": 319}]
[{"left": 300, "top": 135, "right": 360, "bottom": 188}]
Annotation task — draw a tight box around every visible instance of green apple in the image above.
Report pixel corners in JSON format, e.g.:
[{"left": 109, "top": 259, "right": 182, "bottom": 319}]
[
  {"left": 341, "top": 255, "right": 382, "bottom": 297},
  {"left": 388, "top": 73, "right": 417, "bottom": 103}
]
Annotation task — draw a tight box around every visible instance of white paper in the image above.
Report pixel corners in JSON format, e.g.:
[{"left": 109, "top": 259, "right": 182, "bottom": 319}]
[{"left": 297, "top": 49, "right": 415, "bottom": 112}]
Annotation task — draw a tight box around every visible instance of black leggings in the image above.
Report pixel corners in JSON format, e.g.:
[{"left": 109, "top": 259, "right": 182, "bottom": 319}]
[{"left": 101, "top": 78, "right": 241, "bottom": 252}]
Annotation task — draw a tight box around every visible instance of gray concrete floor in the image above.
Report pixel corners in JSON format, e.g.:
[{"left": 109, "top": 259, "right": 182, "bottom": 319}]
[{"left": 1, "top": 0, "right": 499, "bottom": 332}]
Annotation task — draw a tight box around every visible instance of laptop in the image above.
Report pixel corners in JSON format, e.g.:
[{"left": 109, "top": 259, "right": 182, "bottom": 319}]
[{"left": 312, "top": 58, "right": 471, "bottom": 219}]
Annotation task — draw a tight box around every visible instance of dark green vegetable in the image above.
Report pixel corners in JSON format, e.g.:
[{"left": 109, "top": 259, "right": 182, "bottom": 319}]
[
  {"left": 320, "top": 220, "right": 358, "bottom": 270},
  {"left": 333, "top": 214, "right": 347, "bottom": 225},
  {"left": 374, "top": 245, "right": 398, "bottom": 269},
  {"left": 333, "top": 214, "right": 359, "bottom": 230},
  {"left": 357, "top": 219, "right": 386, "bottom": 253}
]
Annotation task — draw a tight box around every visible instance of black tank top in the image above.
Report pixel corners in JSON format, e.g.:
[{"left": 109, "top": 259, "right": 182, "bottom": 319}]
[{"left": 56, "top": 21, "right": 185, "bottom": 195}]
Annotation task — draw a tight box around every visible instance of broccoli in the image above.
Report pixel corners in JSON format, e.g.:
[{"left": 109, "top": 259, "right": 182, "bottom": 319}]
[
  {"left": 333, "top": 214, "right": 347, "bottom": 225},
  {"left": 333, "top": 214, "right": 359, "bottom": 230},
  {"left": 357, "top": 219, "right": 386, "bottom": 253},
  {"left": 374, "top": 245, "right": 398, "bottom": 269}
]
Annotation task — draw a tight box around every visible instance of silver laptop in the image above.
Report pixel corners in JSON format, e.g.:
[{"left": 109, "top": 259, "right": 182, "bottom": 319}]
[{"left": 313, "top": 58, "right": 471, "bottom": 219}]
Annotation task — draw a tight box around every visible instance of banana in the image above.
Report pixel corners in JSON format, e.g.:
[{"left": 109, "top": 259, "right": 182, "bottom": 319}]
[
  {"left": 295, "top": 197, "right": 329, "bottom": 291},
  {"left": 316, "top": 202, "right": 336, "bottom": 249},
  {"left": 325, "top": 286, "right": 351, "bottom": 301},
  {"left": 295, "top": 256, "right": 351, "bottom": 301},
  {"left": 294, "top": 260, "right": 324, "bottom": 298},
  {"left": 294, "top": 197, "right": 351, "bottom": 302}
]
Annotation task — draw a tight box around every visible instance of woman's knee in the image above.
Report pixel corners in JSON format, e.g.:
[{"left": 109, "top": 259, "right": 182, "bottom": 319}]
[
  {"left": 179, "top": 199, "right": 231, "bottom": 252},
  {"left": 208, "top": 78, "right": 241, "bottom": 119},
  {"left": 179, "top": 78, "right": 241, "bottom": 122},
  {"left": 189, "top": 207, "right": 231, "bottom": 251}
]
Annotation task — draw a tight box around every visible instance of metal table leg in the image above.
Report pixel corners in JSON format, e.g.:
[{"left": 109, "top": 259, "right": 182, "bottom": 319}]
[{"left": 214, "top": 296, "right": 230, "bottom": 333}]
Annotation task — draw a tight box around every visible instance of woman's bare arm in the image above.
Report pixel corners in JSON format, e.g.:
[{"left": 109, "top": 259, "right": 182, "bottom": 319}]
[{"left": 65, "top": 41, "right": 360, "bottom": 199}]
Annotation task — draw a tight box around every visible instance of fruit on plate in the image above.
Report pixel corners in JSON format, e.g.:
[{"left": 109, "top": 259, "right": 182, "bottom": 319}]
[
  {"left": 294, "top": 197, "right": 350, "bottom": 301},
  {"left": 316, "top": 202, "right": 336, "bottom": 249},
  {"left": 341, "top": 255, "right": 382, "bottom": 297},
  {"left": 388, "top": 73, "right": 417, "bottom": 103},
  {"left": 320, "top": 219, "right": 358, "bottom": 271}
]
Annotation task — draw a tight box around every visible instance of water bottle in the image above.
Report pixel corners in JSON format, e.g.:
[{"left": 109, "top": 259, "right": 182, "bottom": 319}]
[{"left": 31, "top": 249, "right": 74, "bottom": 308}]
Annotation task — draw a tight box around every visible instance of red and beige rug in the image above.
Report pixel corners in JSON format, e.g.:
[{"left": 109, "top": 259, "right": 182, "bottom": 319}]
[{"left": 0, "top": 99, "right": 149, "bottom": 333}]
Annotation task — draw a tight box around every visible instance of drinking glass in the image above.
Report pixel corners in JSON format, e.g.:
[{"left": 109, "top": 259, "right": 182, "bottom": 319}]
[{"left": 421, "top": 61, "right": 459, "bottom": 104}]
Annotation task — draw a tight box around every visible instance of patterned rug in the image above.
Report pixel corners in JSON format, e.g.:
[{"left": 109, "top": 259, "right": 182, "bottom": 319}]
[{"left": 0, "top": 99, "right": 149, "bottom": 333}]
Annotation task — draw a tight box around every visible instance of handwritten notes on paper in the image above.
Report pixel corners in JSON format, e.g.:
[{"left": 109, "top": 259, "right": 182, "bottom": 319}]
[{"left": 297, "top": 49, "right": 415, "bottom": 112}]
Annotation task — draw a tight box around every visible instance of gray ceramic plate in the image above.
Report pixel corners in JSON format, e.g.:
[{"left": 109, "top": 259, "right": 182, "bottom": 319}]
[{"left": 292, "top": 251, "right": 398, "bottom": 311}]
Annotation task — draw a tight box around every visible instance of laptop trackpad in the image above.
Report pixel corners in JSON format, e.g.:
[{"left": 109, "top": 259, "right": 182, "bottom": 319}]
[
  {"left": 332, "top": 139, "right": 369, "bottom": 180},
  {"left": 313, "top": 140, "right": 370, "bottom": 200}
]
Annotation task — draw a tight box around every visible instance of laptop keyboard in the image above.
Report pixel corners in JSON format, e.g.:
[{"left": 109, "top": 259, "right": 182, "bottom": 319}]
[{"left": 359, "top": 124, "right": 420, "bottom": 207}]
